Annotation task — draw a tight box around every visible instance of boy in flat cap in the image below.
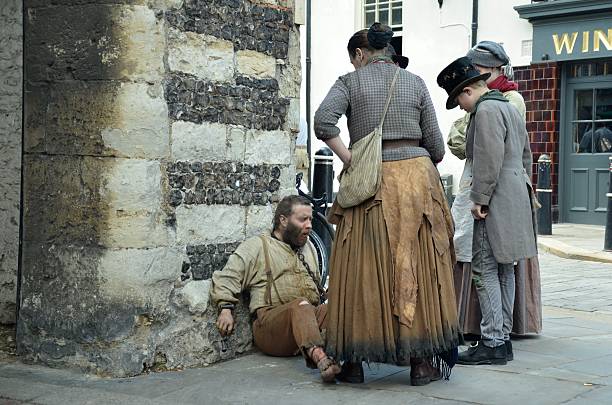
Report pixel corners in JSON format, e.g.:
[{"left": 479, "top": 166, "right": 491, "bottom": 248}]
[{"left": 437, "top": 57, "right": 537, "bottom": 365}]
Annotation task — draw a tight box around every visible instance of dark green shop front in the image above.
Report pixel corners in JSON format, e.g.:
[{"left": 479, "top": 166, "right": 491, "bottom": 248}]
[{"left": 518, "top": 0, "right": 612, "bottom": 225}]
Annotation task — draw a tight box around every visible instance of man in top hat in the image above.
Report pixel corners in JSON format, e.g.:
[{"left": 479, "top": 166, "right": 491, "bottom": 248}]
[{"left": 437, "top": 57, "right": 537, "bottom": 365}]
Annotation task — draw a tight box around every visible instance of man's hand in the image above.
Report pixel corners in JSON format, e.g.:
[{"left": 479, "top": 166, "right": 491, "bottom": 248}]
[
  {"left": 471, "top": 204, "right": 488, "bottom": 219},
  {"left": 216, "top": 309, "right": 235, "bottom": 336}
]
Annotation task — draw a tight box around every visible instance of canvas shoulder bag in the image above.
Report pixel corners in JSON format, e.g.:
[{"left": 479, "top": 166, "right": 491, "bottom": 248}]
[{"left": 336, "top": 68, "right": 400, "bottom": 208}]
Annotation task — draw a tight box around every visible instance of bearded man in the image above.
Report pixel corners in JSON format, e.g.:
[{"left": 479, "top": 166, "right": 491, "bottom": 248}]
[{"left": 210, "top": 195, "right": 340, "bottom": 382}]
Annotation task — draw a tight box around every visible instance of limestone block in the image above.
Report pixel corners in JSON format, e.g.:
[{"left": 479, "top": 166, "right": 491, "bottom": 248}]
[
  {"left": 101, "top": 159, "right": 169, "bottom": 248},
  {"left": 99, "top": 247, "right": 182, "bottom": 307},
  {"left": 175, "top": 205, "right": 245, "bottom": 245},
  {"left": 173, "top": 279, "right": 211, "bottom": 315},
  {"left": 154, "top": 302, "right": 252, "bottom": 371},
  {"left": 278, "top": 164, "right": 297, "bottom": 198},
  {"left": 286, "top": 98, "right": 300, "bottom": 134},
  {"left": 0, "top": 0, "right": 22, "bottom": 114},
  {"left": 236, "top": 50, "right": 277, "bottom": 79},
  {"left": 27, "top": 81, "right": 169, "bottom": 158},
  {"left": 277, "top": 27, "right": 301, "bottom": 99},
  {"left": 115, "top": 6, "right": 166, "bottom": 81},
  {"left": 0, "top": 111, "right": 21, "bottom": 323},
  {"left": 18, "top": 243, "right": 149, "bottom": 347},
  {"left": 146, "top": 0, "right": 184, "bottom": 10},
  {"left": 244, "top": 129, "right": 292, "bottom": 165},
  {"left": 101, "top": 82, "right": 170, "bottom": 159},
  {"left": 167, "top": 28, "right": 234, "bottom": 82},
  {"left": 246, "top": 205, "right": 274, "bottom": 237},
  {"left": 26, "top": 5, "right": 164, "bottom": 82},
  {"left": 171, "top": 121, "right": 227, "bottom": 161},
  {"left": 23, "top": 155, "right": 111, "bottom": 245},
  {"left": 226, "top": 126, "right": 246, "bottom": 161}
]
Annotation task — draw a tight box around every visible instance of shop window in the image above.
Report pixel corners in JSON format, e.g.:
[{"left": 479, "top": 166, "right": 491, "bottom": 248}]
[
  {"left": 364, "top": 0, "right": 402, "bottom": 31},
  {"left": 572, "top": 88, "right": 612, "bottom": 154}
]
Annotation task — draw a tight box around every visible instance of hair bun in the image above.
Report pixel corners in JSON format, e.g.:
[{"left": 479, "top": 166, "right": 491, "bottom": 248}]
[{"left": 367, "top": 23, "right": 393, "bottom": 50}]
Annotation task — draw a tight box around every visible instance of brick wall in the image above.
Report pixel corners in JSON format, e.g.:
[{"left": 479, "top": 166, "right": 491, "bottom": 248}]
[{"left": 514, "top": 62, "right": 561, "bottom": 212}]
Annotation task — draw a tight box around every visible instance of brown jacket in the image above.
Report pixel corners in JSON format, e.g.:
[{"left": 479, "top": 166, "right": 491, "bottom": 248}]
[{"left": 210, "top": 233, "right": 320, "bottom": 313}]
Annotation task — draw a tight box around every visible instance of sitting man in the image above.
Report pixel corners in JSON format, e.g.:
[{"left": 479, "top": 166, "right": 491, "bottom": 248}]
[{"left": 210, "top": 195, "right": 340, "bottom": 382}]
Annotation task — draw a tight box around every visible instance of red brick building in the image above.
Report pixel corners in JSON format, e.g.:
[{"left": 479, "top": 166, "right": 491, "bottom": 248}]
[{"left": 516, "top": 0, "right": 612, "bottom": 225}]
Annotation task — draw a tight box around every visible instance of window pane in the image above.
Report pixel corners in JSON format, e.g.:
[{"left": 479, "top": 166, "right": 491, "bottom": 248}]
[
  {"left": 378, "top": 3, "right": 389, "bottom": 10},
  {"left": 365, "top": 11, "right": 375, "bottom": 26},
  {"left": 392, "top": 7, "right": 402, "bottom": 25},
  {"left": 592, "top": 123, "right": 612, "bottom": 153},
  {"left": 365, "top": 0, "right": 375, "bottom": 4},
  {"left": 573, "top": 123, "right": 593, "bottom": 153},
  {"left": 575, "top": 89, "right": 593, "bottom": 121},
  {"left": 365, "top": 4, "right": 375, "bottom": 11},
  {"left": 378, "top": 9, "right": 389, "bottom": 24},
  {"left": 392, "top": 1, "right": 402, "bottom": 7},
  {"left": 596, "top": 88, "right": 612, "bottom": 121}
]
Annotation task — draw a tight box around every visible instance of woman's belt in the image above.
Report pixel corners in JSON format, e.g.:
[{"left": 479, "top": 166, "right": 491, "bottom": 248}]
[{"left": 382, "top": 139, "right": 420, "bottom": 150}]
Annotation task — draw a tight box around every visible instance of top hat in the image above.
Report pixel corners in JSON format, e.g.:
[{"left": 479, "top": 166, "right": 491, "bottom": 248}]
[
  {"left": 437, "top": 57, "right": 490, "bottom": 109},
  {"left": 386, "top": 44, "right": 409, "bottom": 69}
]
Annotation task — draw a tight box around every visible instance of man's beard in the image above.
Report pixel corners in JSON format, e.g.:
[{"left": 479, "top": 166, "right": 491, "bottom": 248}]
[{"left": 282, "top": 221, "right": 308, "bottom": 249}]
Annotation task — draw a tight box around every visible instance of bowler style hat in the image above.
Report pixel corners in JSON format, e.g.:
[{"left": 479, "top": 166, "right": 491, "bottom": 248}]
[
  {"left": 437, "top": 56, "right": 490, "bottom": 109},
  {"left": 386, "top": 44, "right": 409, "bottom": 69}
]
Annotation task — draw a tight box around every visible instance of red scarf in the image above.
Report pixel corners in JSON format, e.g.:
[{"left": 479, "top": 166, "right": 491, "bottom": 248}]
[{"left": 488, "top": 75, "right": 519, "bottom": 92}]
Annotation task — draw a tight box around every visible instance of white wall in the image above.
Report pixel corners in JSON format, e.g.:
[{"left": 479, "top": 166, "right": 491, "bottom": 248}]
[{"left": 303, "top": 0, "right": 533, "bottom": 193}]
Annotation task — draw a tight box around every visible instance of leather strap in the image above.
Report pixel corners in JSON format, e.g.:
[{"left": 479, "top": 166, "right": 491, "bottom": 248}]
[
  {"left": 382, "top": 139, "right": 420, "bottom": 150},
  {"left": 260, "top": 235, "right": 284, "bottom": 306},
  {"left": 378, "top": 68, "right": 401, "bottom": 129}
]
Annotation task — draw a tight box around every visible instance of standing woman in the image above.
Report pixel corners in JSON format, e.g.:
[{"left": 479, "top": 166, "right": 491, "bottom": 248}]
[
  {"left": 449, "top": 41, "right": 542, "bottom": 346},
  {"left": 314, "top": 23, "right": 461, "bottom": 386}
]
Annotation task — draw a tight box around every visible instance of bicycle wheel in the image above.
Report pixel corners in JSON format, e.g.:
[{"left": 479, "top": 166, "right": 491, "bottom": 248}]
[{"left": 310, "top": 211, "right": 335, "bottom": 289}]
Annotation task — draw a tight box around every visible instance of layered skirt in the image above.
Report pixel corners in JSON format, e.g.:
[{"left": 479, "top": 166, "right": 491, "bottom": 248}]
[{"left": 325, "top": 157, "right": 461, "bottom": 363}]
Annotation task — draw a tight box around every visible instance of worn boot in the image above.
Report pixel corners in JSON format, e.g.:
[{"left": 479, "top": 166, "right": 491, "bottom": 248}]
[
  {"left": 336, "top": 362, "right": 364, "bottom": 384},
  {"left": 410, "top": 358, "right": 442, "bottom": 386},
  {"left": 457, "top": 341, "right": 507, "bottom": 365},
  {"left": 505, "top": 340, "right": 513, "bottom": 361}
]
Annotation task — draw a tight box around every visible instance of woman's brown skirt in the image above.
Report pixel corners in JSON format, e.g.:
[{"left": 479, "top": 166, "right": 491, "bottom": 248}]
[
  {"left": 325, "top": 157, "right": 461, "bottom": 363},
  {"left": 454, "top": 258, "right": 542, "bottom": 335}
]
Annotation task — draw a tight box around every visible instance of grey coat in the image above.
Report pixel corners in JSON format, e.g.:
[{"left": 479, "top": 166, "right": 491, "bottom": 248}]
[{"left": 466, "top": 98, "right": 537, "bottom": 263}]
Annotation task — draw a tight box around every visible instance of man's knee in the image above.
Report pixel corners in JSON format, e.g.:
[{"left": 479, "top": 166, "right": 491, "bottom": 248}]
[{"left": 288, "top": 298, "right": 315, "bottom": 316}]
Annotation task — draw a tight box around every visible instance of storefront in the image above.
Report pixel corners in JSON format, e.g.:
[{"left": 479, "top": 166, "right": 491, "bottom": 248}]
[{"left": 516, "top": 0, "right": 612, "bottom": 225}]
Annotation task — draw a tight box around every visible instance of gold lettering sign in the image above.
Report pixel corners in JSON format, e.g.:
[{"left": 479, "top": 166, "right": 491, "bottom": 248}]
[
  {"left": 553, "top": 32, "right": 578, "bottom": 54},
  {"left": 553, "top": 28, "right": 612, "bottom": 55},
  {"left": 594, "top": 29, "right": 612, "bottom": 52}
]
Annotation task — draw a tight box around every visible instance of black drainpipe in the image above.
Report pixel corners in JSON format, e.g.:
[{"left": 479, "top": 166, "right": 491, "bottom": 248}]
[
  {"left": 471, "top": 0, "right": 479, "bottom": 47},
  {"left": 305, "top": 0, "right": 312, "bottom": 188}
]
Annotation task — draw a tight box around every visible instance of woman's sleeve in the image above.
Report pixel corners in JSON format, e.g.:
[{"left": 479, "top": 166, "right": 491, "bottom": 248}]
[
  {"left": 314, "top": 78, "right": 350, "bottom": 140},
  {"left": 418, "top": 79, "right": 445, "bottom": 163}
]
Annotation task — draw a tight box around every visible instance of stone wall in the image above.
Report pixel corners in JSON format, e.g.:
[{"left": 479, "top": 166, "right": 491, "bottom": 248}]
[
  {"left": 18, "top": 0, "right": 301, "bottom": 377},
  {"left": 0, "top": 0, "right": 23, "bottom": 325}
]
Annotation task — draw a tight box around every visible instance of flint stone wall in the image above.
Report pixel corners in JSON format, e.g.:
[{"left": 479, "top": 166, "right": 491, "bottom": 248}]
[{"left": 18, "top": 0, "right": 300, "bottom": 376}]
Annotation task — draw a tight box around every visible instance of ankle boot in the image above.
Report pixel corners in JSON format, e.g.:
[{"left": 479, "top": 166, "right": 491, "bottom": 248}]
[
  {"left": 336, "top": 361, "right": 364, "bottom": 383},
  {"left": 410, "top": 357, "right": 441, "bottom": 386}
]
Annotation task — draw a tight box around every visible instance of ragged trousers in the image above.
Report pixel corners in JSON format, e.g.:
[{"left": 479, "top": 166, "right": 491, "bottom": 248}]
[{"left": 253, "top": 298, "right": 327, "bottom": 362}]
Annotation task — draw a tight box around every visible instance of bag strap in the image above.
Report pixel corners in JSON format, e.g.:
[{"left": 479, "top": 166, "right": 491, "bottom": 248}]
[
  {"left": 259, "top": 235, "right": 284, "bottom": 306},
  {"left": 378, "top": 68, "right": 401, "bottom": 129}
]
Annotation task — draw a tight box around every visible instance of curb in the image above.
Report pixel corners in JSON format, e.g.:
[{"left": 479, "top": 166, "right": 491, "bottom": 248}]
[{"left": 538, "top": 238, "right": 612, "bottom": 264}]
